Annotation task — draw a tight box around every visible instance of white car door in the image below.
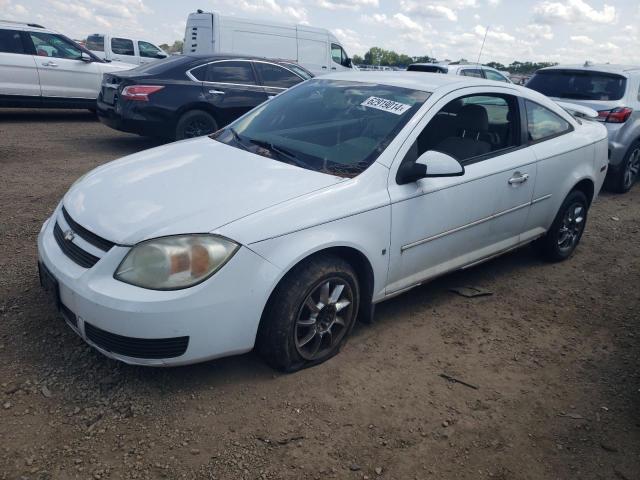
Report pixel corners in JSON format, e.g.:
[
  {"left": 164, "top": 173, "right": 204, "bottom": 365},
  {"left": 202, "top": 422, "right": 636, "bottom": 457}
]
[
  {"left": 137, "top": 40, "right": 167, "bottom": 65},
  {"left": 0, "top": 28, "right": 41, "bottom": 98},
  {"left": 27, "top": 31, "right": 101, "bottom": 99},
  {"left": 386, "top": 88, "right": 537, "bottom": 294},
  {"left": 109, "top": 37, "right": 139, "bottom": 64}
]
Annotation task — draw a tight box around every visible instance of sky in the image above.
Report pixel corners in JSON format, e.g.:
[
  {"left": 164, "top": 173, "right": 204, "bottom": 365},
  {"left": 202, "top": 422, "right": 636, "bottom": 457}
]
[{"left": 2, "top": 0, "right": 640, "bottom": 65}]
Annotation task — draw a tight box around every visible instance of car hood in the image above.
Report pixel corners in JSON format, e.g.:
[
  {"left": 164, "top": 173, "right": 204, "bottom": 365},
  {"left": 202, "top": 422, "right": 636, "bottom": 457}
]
[{"left": 63, "top": 138, "right": 344, "bottom": 245}]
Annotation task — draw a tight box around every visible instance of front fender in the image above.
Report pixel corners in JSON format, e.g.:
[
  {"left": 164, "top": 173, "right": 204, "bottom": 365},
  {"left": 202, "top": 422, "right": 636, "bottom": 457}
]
[{"left": 246, "top": 205, "right": 391, "bottom": 303}]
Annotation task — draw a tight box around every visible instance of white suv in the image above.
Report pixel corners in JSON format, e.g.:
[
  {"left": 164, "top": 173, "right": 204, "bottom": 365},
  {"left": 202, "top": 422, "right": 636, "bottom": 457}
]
[
  {"left": 407, "top": 63, "right": 512, "bottom": 83},
  {"left": 0, "top": 20, "right": 133, "bottom": 109}
]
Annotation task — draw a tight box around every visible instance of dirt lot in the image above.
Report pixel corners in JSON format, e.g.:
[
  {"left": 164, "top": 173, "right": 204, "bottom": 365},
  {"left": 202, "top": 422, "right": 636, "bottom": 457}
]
[{"left": 0, "top": 109, "right": 639, "bottom": 480}]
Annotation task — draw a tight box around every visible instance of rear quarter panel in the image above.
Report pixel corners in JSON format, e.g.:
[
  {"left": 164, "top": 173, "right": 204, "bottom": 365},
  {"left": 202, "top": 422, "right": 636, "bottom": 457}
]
[{"left": 525, "top": 119, "right": 607, "bottom": 233}]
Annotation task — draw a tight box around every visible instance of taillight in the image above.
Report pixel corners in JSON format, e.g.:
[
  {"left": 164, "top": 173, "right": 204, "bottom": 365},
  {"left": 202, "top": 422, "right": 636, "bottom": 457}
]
[
  {"left": 121, "top": 85, "right": 164, "bottom": 102},
  {"left": 597, "top": 107, "right": 633, "bottom": 123}
]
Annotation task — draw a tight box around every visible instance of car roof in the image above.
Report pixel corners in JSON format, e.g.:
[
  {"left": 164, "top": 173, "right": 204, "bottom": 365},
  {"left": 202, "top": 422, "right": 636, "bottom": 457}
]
[
  {"left": 539, "top": 64, "right": 640, "bottom": 76},
  {"left": 409, "top": 63, "right": 497, "bottom": 71},
  {"left": 0, "top": 19, "right": 55, "bottom": 33},
  {"left": 184, "top": 53, "right": 296, "bottom": 65},
  {"left": 321, "top": 71, "right": 517, "bottom": 93}
]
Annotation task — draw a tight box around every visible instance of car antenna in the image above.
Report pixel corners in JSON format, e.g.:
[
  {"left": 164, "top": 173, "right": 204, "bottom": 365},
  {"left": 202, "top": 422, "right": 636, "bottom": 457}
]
[{"left": 477, "top": 26, "right": 489, "bottom": 65}]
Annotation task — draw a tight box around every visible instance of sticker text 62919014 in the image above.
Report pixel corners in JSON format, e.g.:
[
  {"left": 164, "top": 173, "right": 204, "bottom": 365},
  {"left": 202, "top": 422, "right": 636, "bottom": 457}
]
[{"left": 360, "top": 96, "right": 412, "bottom": 115}]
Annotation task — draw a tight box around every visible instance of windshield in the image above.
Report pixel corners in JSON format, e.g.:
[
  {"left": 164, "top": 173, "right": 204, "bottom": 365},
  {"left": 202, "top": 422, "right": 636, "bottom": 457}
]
[
  {"left": 212, "top": 79, "right": 430, "bottom": 177},
  {"left": 527, "top": 70, "right": 627, "bottom": 101}
]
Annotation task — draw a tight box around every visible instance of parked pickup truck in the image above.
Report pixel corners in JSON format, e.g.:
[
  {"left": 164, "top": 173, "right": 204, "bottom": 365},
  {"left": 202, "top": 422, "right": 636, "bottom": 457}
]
[{"left": 86, "top": 33, "right": 168, "bottom": 65}]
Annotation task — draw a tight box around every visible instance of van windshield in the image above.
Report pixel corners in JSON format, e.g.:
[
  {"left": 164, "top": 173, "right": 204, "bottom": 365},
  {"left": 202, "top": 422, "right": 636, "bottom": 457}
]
[
  {"left": 527, "top": 70, "right": 627, "bottom": 101},
  {"left": 211, "top": 79, "right": 430, "bottom": 177}
]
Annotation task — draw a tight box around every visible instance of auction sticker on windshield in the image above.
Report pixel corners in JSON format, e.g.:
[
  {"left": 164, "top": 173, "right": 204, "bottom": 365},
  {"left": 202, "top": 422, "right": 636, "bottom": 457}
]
[{"left": 361, "top": 96, "right": 412, "bottom": 115}]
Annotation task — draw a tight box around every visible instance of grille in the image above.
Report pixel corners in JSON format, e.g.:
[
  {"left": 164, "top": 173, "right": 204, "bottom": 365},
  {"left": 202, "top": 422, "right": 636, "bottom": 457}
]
[
  {"left": 84, "top": 322, "right": 189, "bottom": 359},
  {"left": 53, "top": 222, "right": 100, "bottom": 268},
  {"left": 62, "top": 207, "right": 115, "bottom": 251}
]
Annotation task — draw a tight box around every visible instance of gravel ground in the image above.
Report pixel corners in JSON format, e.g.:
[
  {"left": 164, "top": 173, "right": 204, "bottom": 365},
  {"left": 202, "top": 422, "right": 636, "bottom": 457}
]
[{"left": 0, "top": 109, "right": 639, "bottom": 480}]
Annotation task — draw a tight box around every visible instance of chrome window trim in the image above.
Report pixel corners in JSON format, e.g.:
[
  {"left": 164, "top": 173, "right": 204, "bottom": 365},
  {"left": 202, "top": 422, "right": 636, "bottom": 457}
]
[{"left": 185, "top": 58, "right": 304, "bottom": 88}]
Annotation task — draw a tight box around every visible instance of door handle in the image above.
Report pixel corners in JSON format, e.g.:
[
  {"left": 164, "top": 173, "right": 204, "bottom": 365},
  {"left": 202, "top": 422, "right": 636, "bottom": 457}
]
[
  {"left": 331, "top": 67, "right": 337, "bottom": 70},
  {"left": 208, "top": 90, "right": 225, "bottom": 95},
  {"left": 322, "top": 66, "right": 327, "bottom": 69},
  {"left": 508, "top": 172, "right": 529, "bottom": 185},
  {"left": 42, "top": 61, "right": 58, "bottom": 67}
]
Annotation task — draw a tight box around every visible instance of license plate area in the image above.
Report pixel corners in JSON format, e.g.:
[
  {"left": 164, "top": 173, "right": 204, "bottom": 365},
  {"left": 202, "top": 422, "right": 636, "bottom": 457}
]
[
  {"left": 38, "top": 261, "right": 60, "bottom": 310},
  {"left": 102, "top": 87, "right": 116, "bottom": 105}
]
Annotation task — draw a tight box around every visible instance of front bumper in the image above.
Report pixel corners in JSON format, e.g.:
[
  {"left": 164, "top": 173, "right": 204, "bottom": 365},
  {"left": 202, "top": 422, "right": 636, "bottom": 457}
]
[{"left": 37, "top": 210, "right": 281, "bottom": 366}]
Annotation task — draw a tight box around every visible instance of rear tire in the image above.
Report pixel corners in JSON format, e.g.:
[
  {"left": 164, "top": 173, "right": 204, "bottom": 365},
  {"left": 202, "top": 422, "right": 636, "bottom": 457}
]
[
  {"left": 257, "top": 255, "right": 360, "bottom": 372},
  {"left": 605, "top": 140, "right": 640, "bottom": 193},
  {"left": 536, "top": 190, "right": 589, "bottom": 262},
  {"left": 175, "top": 110, "right": 218, "bottom": 140}
]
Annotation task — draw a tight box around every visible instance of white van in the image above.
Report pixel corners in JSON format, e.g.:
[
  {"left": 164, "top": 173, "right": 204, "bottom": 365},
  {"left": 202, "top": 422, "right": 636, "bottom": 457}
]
[
  {"left": 183, "top": 10, "right": 354, "bottom": 76},
  {"left": 86, "top": 34, "right": 168, "bottom": 65}
]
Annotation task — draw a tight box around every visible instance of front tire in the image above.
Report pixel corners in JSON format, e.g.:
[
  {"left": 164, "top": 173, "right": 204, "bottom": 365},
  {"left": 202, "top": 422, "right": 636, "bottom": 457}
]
[
  {"left": 536, "top": 190, "right": 589, "bottom": 262},
  {"left": 175, "top": 110, "right": 218, "bottom": 140},
  {"left": 606, "top": 140, "right": 640, "bottom": 193},
  {"left": 257, "top": 255, "right": 360, "bottom": 372}
]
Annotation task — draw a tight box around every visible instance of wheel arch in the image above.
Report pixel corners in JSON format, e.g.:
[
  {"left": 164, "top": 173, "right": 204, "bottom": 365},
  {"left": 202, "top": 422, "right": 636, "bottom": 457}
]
[
  {"left": 571, "top": 177, "right": 595, "bottom": 205},
  {"left": 256, "top": 245, "right": 377, "bottom": 338},
  {"left": 174, "top": 102, "right": 221, "bottom": 128}
]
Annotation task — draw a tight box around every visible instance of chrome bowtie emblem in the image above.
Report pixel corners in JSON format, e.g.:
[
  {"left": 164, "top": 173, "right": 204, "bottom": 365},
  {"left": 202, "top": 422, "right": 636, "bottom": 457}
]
[{"left": 63, "top": 230, "right": 75, "bottom": 242}]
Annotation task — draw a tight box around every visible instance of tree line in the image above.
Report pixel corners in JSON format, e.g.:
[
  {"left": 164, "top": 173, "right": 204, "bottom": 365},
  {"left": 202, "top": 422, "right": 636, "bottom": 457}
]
[{"left": 352, "top": 47, "right": 556, "bottom": 74}]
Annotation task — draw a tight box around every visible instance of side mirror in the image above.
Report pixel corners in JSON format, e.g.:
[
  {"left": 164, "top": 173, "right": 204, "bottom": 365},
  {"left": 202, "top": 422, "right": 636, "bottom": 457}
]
[
  {"left": 420, "top": 150, "right": 465, "bottom": 177},
  {"left": 396, "top": 150, "right": 464, "bottom": 185},
  {"left": 345, "top": 57, "right": 352, "bottom": 68},
  {"left": 156, "top": 52, "right": 168, "bottom": 59},
  {"left": 80, "top": 51, "right": 92, "bottom": 62}
]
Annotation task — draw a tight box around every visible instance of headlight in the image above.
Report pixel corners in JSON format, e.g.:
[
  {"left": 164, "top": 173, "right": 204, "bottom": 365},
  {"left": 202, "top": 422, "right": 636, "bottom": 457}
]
[{"left": 114, "top": 234, "right": 239, "bottom": 290}]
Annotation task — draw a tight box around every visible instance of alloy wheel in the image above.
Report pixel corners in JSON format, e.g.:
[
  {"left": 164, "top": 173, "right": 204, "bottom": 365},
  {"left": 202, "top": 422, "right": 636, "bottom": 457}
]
[
  {"left": 294, "top": 277, "right": 355, "bottom": 361},
  {"left": 557, "top": 202, "right": 586, "bottom": 252},
  {"left": 623, "top": 148, "right": 640, "bottom": 190},
  {"left": 184, "top": 118, "right": 212, "bottom": 138}
]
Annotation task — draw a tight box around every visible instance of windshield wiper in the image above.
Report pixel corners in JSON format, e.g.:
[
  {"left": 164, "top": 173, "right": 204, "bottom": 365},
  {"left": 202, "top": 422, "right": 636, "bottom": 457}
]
[
  {"left": 248, "top": 138, "right": 309, "bottom": 169},
  {"left": 227, "top": 127, "right": 252, "bottom": 152}
]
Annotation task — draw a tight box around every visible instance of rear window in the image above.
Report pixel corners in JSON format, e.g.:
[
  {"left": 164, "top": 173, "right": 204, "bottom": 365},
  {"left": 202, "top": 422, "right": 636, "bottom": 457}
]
[
  {"left": 407, "top": 65, "right": 446, "bottom": 73},
  {"left": 527, "top": 70, "right": 627, "bottom": 101},
  {"left": 86, "top": 35, "right": 104, "bottom": 52}
]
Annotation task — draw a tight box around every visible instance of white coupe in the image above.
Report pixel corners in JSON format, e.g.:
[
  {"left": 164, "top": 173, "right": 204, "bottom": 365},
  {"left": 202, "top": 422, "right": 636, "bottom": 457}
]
[{"left": 38, "top": 72, "right": 608, "bottom": 371}]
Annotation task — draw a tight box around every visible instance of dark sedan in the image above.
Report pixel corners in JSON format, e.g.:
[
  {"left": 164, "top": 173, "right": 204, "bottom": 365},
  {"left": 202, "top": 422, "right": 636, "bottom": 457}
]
[{"left": 97, "top": 54, "right": 313, "bottom": 140}]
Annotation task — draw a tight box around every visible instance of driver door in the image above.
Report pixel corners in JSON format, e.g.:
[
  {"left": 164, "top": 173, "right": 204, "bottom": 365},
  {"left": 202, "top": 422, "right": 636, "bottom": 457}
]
[
  {"left": 386, "top": 89, "right": 536, "bottom": 294},
  {"left": 27, "top": 32, "right": 100, "bottom": 99}
]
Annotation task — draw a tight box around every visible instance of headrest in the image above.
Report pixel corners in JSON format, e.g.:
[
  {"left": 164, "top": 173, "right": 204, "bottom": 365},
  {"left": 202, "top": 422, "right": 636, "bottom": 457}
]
[{"left": 457, "top": 104, "right": 489, "bottom": 133}]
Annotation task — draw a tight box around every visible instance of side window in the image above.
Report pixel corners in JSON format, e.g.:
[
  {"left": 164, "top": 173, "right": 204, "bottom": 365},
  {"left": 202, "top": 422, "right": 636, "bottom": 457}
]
[
  {"left": 409, "top": 94, "right": 520, "bottom": 163},
  {"left": 525, "top": 100, "right": 572, "bottom": 142},
  {"left": 0, "top": 29, "right": 25, "bottom": 54},
  {"left": 86, "top": 35, "right": 104, "bottom": 52},
  {"left": 29, "top": 33, "right": 81, "bottom": 59},
  {"left": 253, "top": 62, "right": 302, "bottom": 88},
  {"left": 484, "top": 70, "right": 509, "bottom": 83},
  {"left": 138, "top": 41, "right": 163, "bottom": 58},
  {"left": 203, "top": 61, "right": 256, "bottom": 85},
  {"left": 331, "top": 44, "right": 350, "bottom": 66},
  {"left": 111, "top": 37, "right": 134, "bottom": 56},
  {"left": 460, "top": 69, "right": 483, "bottom": 78}
]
